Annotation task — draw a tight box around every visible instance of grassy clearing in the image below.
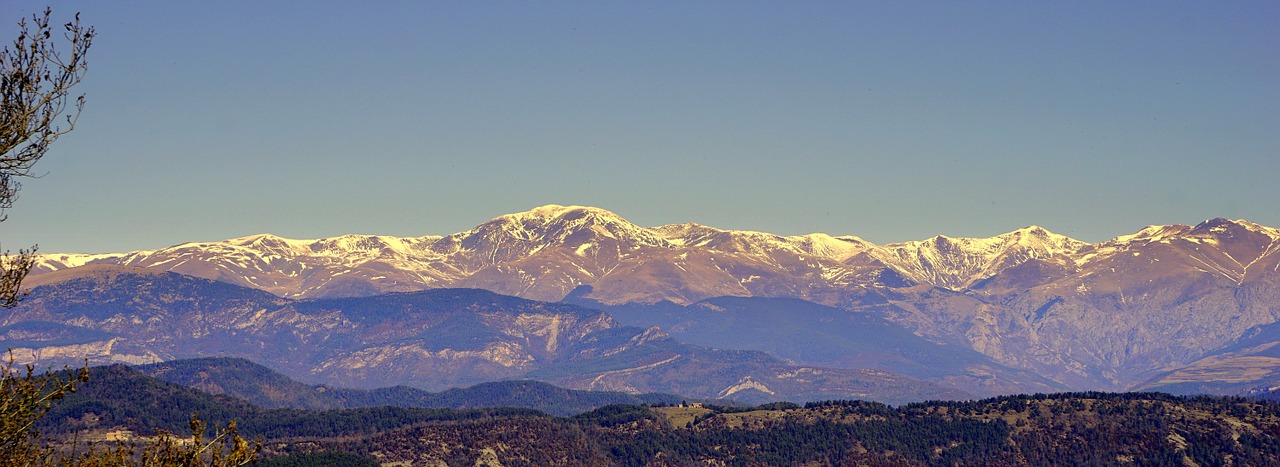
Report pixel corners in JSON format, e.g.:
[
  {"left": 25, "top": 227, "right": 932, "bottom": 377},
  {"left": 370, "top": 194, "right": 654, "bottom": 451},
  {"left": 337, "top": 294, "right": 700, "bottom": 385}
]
[{"left": 654, "top": 406, "right": 714, "bottom": 428}]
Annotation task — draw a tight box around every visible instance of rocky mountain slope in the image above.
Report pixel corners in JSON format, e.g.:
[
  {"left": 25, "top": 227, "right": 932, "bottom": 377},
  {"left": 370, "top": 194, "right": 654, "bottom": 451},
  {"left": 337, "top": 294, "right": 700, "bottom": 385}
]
[
  {"left": 564, "top": 293, "right": 1066, "bottom": 397},
  {"left": 950, "top": 218, "right": 1280, "bottom": 389},
  {"left": 1136, "top": 319, "right": 1280, "bottom": 397},
  {"left": 3, "top": 266, "right": 962, "bottom": 404},
  {"left": 25, "top": 205, "right": 1280, "bottom": 393}
]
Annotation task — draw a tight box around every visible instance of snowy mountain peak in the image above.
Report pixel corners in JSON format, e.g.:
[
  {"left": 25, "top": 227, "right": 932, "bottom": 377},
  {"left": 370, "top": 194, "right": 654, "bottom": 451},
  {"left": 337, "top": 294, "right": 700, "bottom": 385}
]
[
  {"left": 32, "top": 252, "right": 133, "bottom": 272},
  {"left": 217, "top": 234, "right": 322, "bottom": 255},
  {"left": 420, "top": 205, "right": 676, "bottom": 271},
  {"left": 1190, "top": 218, "right": 1280, "bottom": 241},
  {"left": 497, "top": 204, "right": 632, "bottom": 227},
  {"left": 1000, "top": 226, "right": 1087, "bottom": 255},
  {"left": 651, "top": 222, "right": 711, "bottom": 239},
  {"left": 1107, "top": 224, "right": 1191, "bottom": 245},
  {"left": 1103, "top": 219, "right": 1279, "bottom": 248},
  {"left": 484, "top": 205, "right": 633, "bottom": 231},
  {"left": 465, "top": 204, "right": 669, "bottom": 248},
  {"left": 29, "top": 206, "right": 1279, "bottom": 302},
  {"left": 227, "top": 233, "right": 292, "bottom": 244},
  {"left": 226, "top": 233, "right": 315, "bottom": 253},
  {"left": 868, "top": 227, "right": 1086, "bottom": 290},
  {"left": 650, "top": 222, "right": 872, "bottom": 260},
  {"left": 525, "top": 203, "right": 615, "bottom": 217},
  {"left": 885, "top": 226, "right": 1082, "bottom": 257},
  {"left": 792, "top": 233, "right": 874, "bottom": 260},
  {"left": 1010, "top": 225, "right": 1052, "bottom": 238}
]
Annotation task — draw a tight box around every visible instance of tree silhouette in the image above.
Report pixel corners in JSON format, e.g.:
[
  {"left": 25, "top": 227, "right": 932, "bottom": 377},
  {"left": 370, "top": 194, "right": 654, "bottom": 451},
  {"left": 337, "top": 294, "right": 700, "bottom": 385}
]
[{"left": 0, "top": 7, "right": 93, "bottom": 307}]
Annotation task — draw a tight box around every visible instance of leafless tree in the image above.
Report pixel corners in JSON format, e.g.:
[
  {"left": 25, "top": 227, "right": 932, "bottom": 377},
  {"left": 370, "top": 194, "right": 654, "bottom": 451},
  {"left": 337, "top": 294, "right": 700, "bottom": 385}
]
[{"left": 0, "top": 8, "right": 92, "bottom": 307}]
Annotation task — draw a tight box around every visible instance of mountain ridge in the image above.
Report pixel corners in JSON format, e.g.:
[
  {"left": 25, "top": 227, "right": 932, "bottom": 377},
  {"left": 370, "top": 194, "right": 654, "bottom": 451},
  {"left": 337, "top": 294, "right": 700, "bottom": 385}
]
[{"left": 39, "top": 204, "right": 1251, "bottom": 302}]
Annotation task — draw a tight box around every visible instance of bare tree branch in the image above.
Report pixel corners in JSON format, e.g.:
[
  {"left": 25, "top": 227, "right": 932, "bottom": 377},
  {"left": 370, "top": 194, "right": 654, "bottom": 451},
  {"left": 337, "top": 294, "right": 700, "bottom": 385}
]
[{"left": 0, "top": 7, "right": 92, "bottom": 306}]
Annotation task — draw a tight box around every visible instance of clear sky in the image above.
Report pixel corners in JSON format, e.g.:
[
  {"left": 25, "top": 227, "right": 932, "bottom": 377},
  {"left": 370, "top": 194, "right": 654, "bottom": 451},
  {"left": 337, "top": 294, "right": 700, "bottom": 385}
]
[{"left": 3, "top": 1, "right": 1277, "bottom": 253}]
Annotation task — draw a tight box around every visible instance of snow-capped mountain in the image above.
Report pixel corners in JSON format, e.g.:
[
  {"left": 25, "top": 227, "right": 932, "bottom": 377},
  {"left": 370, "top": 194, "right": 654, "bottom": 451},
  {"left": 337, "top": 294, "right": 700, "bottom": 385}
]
[
  {"left": 31, "top": 204, "right": 1071, "bottom": 302},
  {"left": 863, "top": 226, "right": 1087, "bottom": 290},
  {"left": 941, "top": 217, "right": 1280, "bottom": 389},
  {"left": 26, "top": 205, "right": 1280, "bottom": 393}
]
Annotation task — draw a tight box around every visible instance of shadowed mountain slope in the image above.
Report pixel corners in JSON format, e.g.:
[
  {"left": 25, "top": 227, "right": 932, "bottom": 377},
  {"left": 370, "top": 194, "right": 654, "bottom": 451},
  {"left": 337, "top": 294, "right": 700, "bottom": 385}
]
[
  {"left": 4, "top": 269, "right": 961, "bottom": 404},
  {"left": 136, "top": 357, "right": 687, "bottom": 416},
  {"left": 564, "top": 292, "right": 1065, "bottom": 397}
]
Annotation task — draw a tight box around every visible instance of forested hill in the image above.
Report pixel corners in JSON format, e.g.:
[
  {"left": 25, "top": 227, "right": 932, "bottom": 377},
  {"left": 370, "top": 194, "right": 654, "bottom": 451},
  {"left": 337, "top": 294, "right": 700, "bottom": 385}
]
[
  {"left": 38, "top": 363, "right": 1280, "bottom": 465},
  {"left": 311, "top": 393, "right": 1280, "bottom": 465},
  {"left": 39, "top": 363, "right": 545, "bottom": 440},
  {"left": 43, "top": 359, "right": 688, "bottom": 437}
]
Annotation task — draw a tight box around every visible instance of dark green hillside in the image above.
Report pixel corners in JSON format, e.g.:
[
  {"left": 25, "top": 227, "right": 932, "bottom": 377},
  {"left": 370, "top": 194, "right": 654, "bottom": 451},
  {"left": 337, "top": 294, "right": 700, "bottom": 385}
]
[
  {"left": 426, "top": 380, "right": 682, "bottom": 416},
  {"left": 33, "top": 365, "right": 1280, "bottom": 466},
  {"left": 138, "top": 357, "right": 336, "bottom": 409},
  {"left": 306, "top": 392, "right": 1280, "bottom": 466},
  {"left": 39, "top": 363, "right": 545, "bottom": 439},
  {"left": 256, "top": 452, "right": 379, "bottom": 467},
  {"left": 1254, "top": 388, "right": 1280, "bottom": 402},
  {"left": 40, "top": 363, "right": 257, "bottom": 435}
]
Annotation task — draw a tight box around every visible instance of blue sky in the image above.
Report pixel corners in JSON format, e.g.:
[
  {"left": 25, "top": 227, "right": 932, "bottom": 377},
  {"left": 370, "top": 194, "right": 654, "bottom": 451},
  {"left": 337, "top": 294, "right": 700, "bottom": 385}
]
[{"left": 4, "top": 1, "right": 1277, "bottom": 253}]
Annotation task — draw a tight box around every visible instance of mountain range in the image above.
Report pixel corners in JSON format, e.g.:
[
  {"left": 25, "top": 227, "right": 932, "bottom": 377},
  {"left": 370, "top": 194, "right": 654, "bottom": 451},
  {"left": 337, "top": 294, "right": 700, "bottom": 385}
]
[
  {"left": 33, "top": 204, "right": 1096, "bottom": 305},
  {"left": 4, "top": 266, "right": 965, "bottom": 404},
  {"left": 14, "top": 205, "right": 1280, "bottom": 398}
]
